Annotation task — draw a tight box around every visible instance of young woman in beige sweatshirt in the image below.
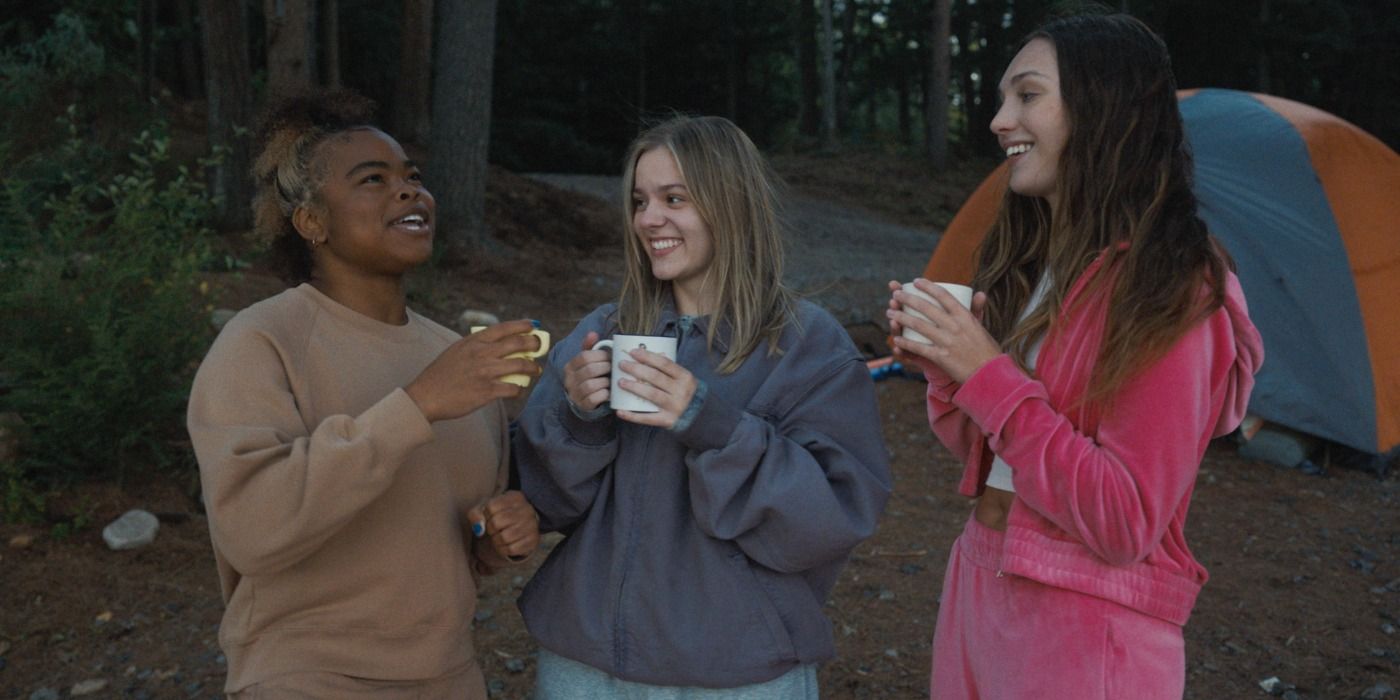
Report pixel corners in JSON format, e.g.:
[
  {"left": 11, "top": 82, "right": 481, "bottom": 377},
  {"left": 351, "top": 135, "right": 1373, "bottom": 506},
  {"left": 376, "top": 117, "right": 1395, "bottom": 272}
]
[{"left": 187, "top": 90, "right": 541, "bottom": 698}]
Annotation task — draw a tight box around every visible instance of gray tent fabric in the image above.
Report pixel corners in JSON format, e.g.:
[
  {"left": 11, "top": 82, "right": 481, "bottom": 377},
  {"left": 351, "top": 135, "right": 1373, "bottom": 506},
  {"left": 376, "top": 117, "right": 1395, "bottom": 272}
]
[{"left": 1182, "top": 89, "right": 1376, "bottom": 454}]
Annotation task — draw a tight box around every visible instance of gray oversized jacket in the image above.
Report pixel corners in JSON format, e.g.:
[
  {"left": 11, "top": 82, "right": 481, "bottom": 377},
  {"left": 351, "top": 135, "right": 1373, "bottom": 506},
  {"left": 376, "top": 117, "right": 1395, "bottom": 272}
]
[{"left": 514, "top": 299, "right": 892, "bottom": 688}]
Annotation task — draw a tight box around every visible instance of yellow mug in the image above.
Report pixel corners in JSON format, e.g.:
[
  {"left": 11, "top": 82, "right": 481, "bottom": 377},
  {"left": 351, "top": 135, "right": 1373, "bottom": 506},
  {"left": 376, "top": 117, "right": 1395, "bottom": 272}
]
[{"left": 471, "top": 326, "right": 551, "bottom": 387}]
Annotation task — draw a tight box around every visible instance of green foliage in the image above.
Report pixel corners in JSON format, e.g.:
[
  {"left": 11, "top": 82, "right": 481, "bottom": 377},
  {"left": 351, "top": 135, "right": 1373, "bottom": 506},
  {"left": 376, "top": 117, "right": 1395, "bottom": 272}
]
[
  {"left": 0, "top": 10, "right": 107, "bottom": 113},
  {"left": 1, "top": 460, "right": 46, "bottom": 524},
  {"left": 0, "top": 107, "right": 216, "bottom": 514},
  {"left": 49, "top": 498, "right": 94, "bottom": 540}
]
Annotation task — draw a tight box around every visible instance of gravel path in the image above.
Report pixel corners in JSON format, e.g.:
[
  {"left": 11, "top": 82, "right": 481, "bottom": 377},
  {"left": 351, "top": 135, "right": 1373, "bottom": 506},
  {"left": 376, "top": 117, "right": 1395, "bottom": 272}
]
[{"left": 527, "top": 174, "right": 943, "bottom": 326}]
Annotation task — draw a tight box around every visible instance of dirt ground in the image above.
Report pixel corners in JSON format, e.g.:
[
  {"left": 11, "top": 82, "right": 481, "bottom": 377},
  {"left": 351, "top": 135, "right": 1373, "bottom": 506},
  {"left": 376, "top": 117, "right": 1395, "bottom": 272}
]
[{"left": 2, "top": 153, "right": 1397, "bottom": 699}]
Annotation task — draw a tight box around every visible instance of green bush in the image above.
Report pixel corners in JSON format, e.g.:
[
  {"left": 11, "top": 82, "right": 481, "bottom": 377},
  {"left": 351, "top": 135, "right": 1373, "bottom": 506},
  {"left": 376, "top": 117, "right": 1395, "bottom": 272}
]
[{"left": 0, "top": 108, "right": 216, "bottom": 519}]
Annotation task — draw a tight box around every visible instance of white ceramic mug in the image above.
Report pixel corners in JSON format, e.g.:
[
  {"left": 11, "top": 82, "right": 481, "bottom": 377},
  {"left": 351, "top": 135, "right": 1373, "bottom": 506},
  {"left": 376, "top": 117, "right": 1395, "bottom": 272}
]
[
  {"left": 900, "top": 282, "right": 974, "bottom": 343},
  {"left": 593, "top": 334, "right": 679, "bottom": 412}
]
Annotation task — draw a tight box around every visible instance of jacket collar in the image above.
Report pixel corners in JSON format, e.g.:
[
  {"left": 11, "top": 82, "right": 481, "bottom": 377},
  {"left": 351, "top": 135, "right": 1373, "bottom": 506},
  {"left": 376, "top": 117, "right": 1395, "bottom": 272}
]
[{"left": 656, "top": 296, "right": 733, "bottom": 354}]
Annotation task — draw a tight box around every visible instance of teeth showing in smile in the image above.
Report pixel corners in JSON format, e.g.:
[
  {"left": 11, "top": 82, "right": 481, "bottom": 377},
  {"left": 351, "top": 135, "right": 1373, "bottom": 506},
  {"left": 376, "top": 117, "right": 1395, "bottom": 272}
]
[
  {"left": 651, "top": 239, "right": 680, "bottom": 251},
  {"left": 392, "top": 214, "right": 427, "bottom": 228},
  {"left": 1006, "top": 144, "right": 1032, "bottom": 157}
]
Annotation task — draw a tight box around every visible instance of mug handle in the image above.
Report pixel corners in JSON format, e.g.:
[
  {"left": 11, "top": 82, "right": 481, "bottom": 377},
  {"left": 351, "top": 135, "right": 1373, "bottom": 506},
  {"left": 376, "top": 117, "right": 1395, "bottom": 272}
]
[{"left": 593, "top": 339, "right": 614, "bottom": 353}]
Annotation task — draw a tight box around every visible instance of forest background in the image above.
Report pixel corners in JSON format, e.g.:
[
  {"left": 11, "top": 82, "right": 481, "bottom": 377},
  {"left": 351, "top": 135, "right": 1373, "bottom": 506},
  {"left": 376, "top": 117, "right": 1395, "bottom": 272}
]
[
  {"left": 4, "top": 0, "right": 1398, "bottom": 503},
  {"left": 3, "top": 0, "right": 1399, "bottom": 596}
]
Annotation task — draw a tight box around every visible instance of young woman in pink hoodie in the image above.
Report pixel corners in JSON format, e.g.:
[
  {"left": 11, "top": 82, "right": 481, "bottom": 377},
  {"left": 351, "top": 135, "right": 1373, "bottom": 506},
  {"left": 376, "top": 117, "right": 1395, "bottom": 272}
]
[{"left": 886, "top": 13, "right": 1264, "bottom": 699}]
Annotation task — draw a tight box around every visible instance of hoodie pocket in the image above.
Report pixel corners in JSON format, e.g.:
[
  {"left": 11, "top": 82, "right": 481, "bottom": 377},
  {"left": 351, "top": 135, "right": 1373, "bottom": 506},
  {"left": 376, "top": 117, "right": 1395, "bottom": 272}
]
[{"left": 727, "top": 551, "right": 798, "bottom": 664}]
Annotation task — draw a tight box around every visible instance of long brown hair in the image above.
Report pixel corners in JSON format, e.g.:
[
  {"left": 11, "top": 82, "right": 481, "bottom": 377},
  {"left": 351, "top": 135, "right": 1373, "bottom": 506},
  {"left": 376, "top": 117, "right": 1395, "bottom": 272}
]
[
  {"left": 617, "top": 116, "right": 797, "bottom": 373},
  {"left": 972, "top": 13, "right": 1229, "bottom": 404}
]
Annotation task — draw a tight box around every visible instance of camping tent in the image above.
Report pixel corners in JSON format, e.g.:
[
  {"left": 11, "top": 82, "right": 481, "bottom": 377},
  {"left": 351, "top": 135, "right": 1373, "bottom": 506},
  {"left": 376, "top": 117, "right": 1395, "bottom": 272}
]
[{"left": 922, "top": 88, "right": 1400, "bottom": 458}]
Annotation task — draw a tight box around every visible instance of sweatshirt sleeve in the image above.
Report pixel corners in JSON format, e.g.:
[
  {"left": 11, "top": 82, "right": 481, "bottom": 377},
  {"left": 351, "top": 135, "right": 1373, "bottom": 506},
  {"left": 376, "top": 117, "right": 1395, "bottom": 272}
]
[
  {"left": 923, "top": 364, "right": 988, "bottom": 476},
  {"left": 675, "top": 353, "right": 892, "bottom": 574},
  {"left": 952, "top": 310, "right": 1240, "bottom": 566},
  {"left": 187, "top": 321, "right": 435, "bottom": 578},
  {"left": 513, "top": 321, "right": 621, "bottom": 533}
]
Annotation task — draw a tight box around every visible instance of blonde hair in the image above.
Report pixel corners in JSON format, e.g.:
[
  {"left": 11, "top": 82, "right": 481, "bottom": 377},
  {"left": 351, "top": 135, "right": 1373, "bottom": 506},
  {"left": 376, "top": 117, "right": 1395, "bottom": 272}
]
[
  {"left": 249, "top": 90, "right": 378, "bottom": 283},
  {"left": 617, "top": 116, "right": 797, "bottom": 373}
]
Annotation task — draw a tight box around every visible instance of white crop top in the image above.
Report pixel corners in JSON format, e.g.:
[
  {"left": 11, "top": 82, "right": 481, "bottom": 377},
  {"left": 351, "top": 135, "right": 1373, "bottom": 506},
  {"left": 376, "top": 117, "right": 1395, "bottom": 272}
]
[{"left": 984, "top": 274, "right": 1052, "bottom": 493}]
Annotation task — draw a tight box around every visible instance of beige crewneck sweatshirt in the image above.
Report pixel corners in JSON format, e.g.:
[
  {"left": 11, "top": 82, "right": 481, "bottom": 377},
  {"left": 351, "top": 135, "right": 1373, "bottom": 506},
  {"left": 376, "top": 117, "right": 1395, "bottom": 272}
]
[{"left": 187, "top": 283, "right": 506, "bottom": 694}]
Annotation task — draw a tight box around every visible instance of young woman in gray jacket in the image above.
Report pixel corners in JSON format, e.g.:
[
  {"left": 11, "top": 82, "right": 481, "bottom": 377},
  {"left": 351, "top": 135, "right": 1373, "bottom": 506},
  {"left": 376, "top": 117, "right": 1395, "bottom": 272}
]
[{"left": 514, "top": 115, "right": 892, "bottom": 698}]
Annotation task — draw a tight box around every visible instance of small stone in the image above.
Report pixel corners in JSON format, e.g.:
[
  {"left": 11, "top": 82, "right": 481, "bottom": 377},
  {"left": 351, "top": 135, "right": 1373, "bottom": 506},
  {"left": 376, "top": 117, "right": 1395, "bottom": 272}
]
[
  {"left": 1383, "top": 622, "right": 1397, "bottom": 635},
  {"left": 878, "top": 589, "right": 896, "bottom": 601},
  {"left": 69, "top": 679, "right": 108, "bottom": 696},
  {"left": 883, "top": 648, "right": 899, "bottom": 658},
  {"left": 28, "top": 689, "right": 59, "bottom": 700},
  {"left": 1362, "top": 684, "right": 1395, "bottom": 700},
  {"left": 1282, "top": 691, "right": 1300, "bottom": 700},
  {"left": 94, "top": 611, "right": 112, "bottom": 624},
  {"left": 504, "top": 658, "right": 526, "bottom": 673},
  {"left": 1259, "top": 676, "right": 1286, "bottom": 694},
  {"left": 458, "top": 310, "right": 500, "bottom": 332},
  {"left": 486, "top": 678, "right": 506, "bottom": 696},
  {"left": 184, "top": 680, "right": 202, "bottom": 694},
  {"left": 1372, "top": 647, "right": 1390, "bottom": 657},
  {"left": 102, "top": 510, "right": 160, "bottom": 551},
  {"left": 8, "top": 534, "right": 33, "bottom": 549},
  {"left": 474, "top": 609, "right": 494, "bottom": 622},
  {"left": 209, "top": 309, "right": 237, "bottom": 330}
]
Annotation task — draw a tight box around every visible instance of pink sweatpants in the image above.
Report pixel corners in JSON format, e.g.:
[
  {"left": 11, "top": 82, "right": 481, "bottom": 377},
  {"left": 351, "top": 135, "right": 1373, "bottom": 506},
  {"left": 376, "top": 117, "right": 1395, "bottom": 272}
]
[{"left": 929, "top": 515, "right": 1185, "bottom": 700}]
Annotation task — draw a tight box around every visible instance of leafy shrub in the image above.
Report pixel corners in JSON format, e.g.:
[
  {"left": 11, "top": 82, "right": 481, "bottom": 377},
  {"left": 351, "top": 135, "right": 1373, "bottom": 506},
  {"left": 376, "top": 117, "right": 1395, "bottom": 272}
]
[{"left": 0, "top": 108, "right": 216, "bottom": 518}]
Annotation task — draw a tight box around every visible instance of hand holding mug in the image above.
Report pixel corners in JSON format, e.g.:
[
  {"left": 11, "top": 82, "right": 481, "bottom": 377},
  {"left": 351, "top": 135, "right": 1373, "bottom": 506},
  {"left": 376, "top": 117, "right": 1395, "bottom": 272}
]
[
  {"left": 887, "top": 279, "right": 999, "bottom": 383},
  {"left": 405, "top": 319, "right": 544, "bottom": 422},
  {"left": 612, "top": 345, "right": 696, "bottom": 430},
  {"left": 470, "top": 325, "right": 551, "bottom": 386},
  {"left": 563, "top": 331, "right": 613, "bottom": 412}
]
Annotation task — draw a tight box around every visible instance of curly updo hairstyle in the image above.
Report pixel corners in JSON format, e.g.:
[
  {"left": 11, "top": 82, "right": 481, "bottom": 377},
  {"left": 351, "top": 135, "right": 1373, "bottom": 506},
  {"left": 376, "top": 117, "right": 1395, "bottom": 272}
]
[{"left": 250, "top": 89, "right": 378, "bottom": 284}]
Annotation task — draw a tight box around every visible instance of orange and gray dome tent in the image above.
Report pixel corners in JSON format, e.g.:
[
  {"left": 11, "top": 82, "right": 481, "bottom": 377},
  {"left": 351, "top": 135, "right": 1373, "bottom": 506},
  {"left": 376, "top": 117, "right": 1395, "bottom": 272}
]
[{"left": 922, "top": 88, "right": 1400, "bottom": 460}]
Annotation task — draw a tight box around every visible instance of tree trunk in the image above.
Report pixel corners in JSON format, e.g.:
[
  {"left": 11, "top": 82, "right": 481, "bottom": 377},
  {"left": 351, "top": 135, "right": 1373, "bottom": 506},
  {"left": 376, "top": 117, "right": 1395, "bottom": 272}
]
[
  {"left": 199, "top": 0, "right": 255, "bottom": 230},
  {"left": 393, "top": 0, "right": 434, "bottom": 144},
  {"left": 633, "top": 0, "right": 647, "bottom": 122},
  {"left": 428, "top": 0, "right": 498, "bottom": 251},
  {"left": 322, "top": 0, "right": 342, "bottom": 87},
  {"left": 897, "top": 73, "right": 910, "bottom": 143},
  {"left": 836, "top": 0, "right": 856, "bottom": 129},
  {"left": 263, "top": 0, "right": 317, "bottom": 96},
  {"left": 925, "top": 0, "right": 951, "bottom": 169},
  {"left": 724, "top": 0, "right": 739, "bottom": 120},
  {"left": 796, "top": 0, "right": 819, "bottom": 138},
  {"left": 1256, "top": 0, "right": 1271, "bottom": 93},
  {"left": 176, "top": 0, "right": 204, "bottom": 98},
  {"left": 819, "top": 0, "right": 837, "bottom": 150},
  {"left": 139, "top": 0, "right": 157, "bottom": 100}
]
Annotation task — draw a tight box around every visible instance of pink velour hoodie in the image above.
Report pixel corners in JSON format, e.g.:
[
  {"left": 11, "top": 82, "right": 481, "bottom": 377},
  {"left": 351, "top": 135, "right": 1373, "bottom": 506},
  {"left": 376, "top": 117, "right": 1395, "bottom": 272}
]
[{"left": 925, "top": 251, "right": 1264, "bottom": 626}]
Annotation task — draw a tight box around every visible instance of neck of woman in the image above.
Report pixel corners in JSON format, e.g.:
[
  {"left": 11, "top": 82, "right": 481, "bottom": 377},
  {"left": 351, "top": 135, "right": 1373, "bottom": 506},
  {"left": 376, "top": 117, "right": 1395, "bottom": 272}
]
[{"left": 311, "top": 272, "right": 409, "bottom": 326}]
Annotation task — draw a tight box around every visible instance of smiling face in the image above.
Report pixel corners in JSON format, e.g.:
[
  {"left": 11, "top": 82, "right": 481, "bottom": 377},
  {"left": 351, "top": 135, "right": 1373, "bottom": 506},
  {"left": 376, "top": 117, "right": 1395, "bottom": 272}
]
[
  {"left": 296, "top": 128, "right": 435, "bottom": 281},
  {"left": 630, "top": 147, "right": 717, "bottom": 315},
  {"left": 991, "top": 38, "right": 1070, "bottom": 211}
]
